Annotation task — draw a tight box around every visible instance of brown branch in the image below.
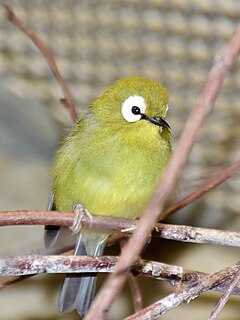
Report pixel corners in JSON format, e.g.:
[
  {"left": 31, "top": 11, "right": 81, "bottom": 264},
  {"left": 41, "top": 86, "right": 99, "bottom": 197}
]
[
  {"left": 1, "top": 255, "right": 240, "bottom": 299},
  {"left": 152, "top": 223, "right": 240, "bottom": 247},
  {"left": 164, "top": 159, "right": 240, "bottom": 219},
  {"left": 124, "top": 261, "right": 240, "bottom": 320},
  {"left": 0, "top": 275, "right": 32, "bottom": 290},
  {"left": 86, "top": 26, "right": 240, "bottom": 320},
  {"left": 3, "top": 5, "right": 79, "bottom": 123},
  {"left": 127, "top": 273, "right": 144, "bottom": 312},
  {"left": 120, "top": 240, "right": 144, "bottom": 312},
  {"left": 0, "top": 210, "right": 130, "bottom": 230},
  {"left": 2, "top": 210, "right": 240, "bottom": 248},
  {"left": 208, "top": 266, "right": 240, "bottom": 320},
  {"left": 0, "top": 255, "right": 115, "bottom": 275}
]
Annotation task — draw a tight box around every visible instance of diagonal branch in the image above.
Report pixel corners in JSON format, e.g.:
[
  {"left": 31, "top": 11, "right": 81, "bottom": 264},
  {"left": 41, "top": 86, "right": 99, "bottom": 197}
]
[
  {"left": 3, "top": 4, "right": 78, "bottom": 123},
  {"left": 164, "top": 159, "right": 240, "bottom": 218},
  {"left": 208, "top": 266, "right": 240, "bottom": 320},
  {"left": 124, "top": 261, "right": 240, "bottom": 320},
  {"left": 86, "top": 26, "right": 240, "bottom": 320},
  {"left": 0, "top": 274, "right": 32, "bottom": 290},
  {"left": 127, "top": 272, "right": 144, "bottom": 312},
  {"left": 120, "top": 239, "right": 144, "bottom": 312}
]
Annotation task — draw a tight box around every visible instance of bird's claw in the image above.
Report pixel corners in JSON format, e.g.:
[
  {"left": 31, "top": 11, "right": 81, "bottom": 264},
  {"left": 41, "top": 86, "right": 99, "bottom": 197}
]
[{"left": 70, "top": 203, "right": 92, "bottom": 234}]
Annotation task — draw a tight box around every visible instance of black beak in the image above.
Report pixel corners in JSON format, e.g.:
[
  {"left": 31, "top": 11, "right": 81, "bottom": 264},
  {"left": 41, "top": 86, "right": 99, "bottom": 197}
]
[{"left": 141, "top": 114, "right": 171, "bottom": 129}]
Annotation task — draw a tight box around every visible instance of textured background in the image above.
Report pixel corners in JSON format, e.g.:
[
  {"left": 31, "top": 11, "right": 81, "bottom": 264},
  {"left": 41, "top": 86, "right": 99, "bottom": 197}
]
[{"left": 0, "top": 1, "right": 240, "bottom": 319}]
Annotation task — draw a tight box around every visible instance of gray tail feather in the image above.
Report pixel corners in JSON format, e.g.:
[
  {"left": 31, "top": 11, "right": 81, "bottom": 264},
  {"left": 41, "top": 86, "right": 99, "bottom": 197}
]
[
  {"left": 58, "top": 274, "right": 97, "bottom": 317},
  {"left": 44, "top": 225, "right": 60, "bottom": 247},
  {"left": 44, "top": 192, "right": 60, "bottom": 247},
  {"left": 57, "top": 232, "right": 107, "bottom": 317}
]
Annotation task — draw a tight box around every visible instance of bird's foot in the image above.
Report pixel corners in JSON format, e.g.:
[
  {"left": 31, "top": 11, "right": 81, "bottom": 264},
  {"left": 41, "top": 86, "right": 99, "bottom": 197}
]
[{"left": 70, "top": 203, "right": 93, "bottom": 234}]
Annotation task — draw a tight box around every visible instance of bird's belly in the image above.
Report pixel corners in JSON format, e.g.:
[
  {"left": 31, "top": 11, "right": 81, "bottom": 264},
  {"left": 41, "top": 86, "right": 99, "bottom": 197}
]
[{"left": 55, "top": 161, "right": 160, "bottom": 220}]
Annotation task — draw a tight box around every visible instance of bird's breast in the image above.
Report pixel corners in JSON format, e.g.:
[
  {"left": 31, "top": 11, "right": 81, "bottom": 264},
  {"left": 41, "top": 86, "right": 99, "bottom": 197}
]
[{"left": 53, "top": 128, "right": 170, "bottom": 220}]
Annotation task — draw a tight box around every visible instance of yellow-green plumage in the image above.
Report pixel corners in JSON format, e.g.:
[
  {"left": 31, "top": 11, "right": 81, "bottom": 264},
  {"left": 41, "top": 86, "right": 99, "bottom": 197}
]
[
  {"left": 52, "top": 77, "right": 171, "bottom": 217},
  {"left": 46, "top": 76, "right": 172, "bottom": 317}
]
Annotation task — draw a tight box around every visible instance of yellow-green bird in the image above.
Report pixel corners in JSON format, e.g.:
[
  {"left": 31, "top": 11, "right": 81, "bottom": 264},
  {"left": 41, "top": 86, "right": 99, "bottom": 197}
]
[{"left": 45, "top": 77, "right": 172, "bottom": 317}]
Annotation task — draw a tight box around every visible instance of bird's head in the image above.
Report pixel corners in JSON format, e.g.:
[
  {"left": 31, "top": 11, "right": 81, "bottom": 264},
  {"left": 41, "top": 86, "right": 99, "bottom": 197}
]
[{"left": 90, "top": 77, "right": 171, "bottom": 140}]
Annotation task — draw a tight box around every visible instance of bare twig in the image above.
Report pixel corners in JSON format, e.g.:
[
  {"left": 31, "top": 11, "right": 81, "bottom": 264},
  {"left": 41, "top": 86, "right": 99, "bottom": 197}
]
[
  {"left": 164, "top": 159, "right": 240, "bottom": 218},
  {"left": 0, "top": 275, "right": 32, "bottom": 290},
  {"left": 127, "top": 273, "right": 144, "bottom": 312},
  {"left": 2, "top": 210, "right": 240, "bottom": 248},
  {"left": 1, "top": 255, "right": 240, "bottom": 298},
  {"left": 86, "top": 26, "right": 240, "bottom": 320},
  {"left": 0, "top": 255, "right": 116, "bottom": 275},
  {"left": 208, "top": 266, "right": 240, "bottom": 320},
  {"left": 0, "top": 210, "right": 128, "bottom": 230},
  {"left": 120, "top": 240, "right": 144, "bottom": 312},
  {"left": 124, "top": 261, "right": 240, "bottom": 320},
  {"left": 152, "top": 223, "right": 240, "bottom": 247},
  {"left": 3, "top": 5, "right": 79, "bottom": 123}
]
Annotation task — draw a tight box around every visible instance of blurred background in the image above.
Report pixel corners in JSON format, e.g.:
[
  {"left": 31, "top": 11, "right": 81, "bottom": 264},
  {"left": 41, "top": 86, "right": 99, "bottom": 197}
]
[{"left": 0, "top": 0, "right": 240, "bottom": 319}]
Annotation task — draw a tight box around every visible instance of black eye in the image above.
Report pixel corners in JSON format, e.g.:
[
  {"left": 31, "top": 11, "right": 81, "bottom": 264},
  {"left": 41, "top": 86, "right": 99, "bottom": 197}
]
[{"left": 132, "top": 106, "right": 141, "bottom": 115}]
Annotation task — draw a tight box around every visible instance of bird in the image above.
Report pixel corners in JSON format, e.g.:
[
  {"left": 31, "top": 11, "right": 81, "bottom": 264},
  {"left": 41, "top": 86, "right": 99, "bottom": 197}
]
[{"left": 45, "top": 76, "right": 172, "bottom": 318}]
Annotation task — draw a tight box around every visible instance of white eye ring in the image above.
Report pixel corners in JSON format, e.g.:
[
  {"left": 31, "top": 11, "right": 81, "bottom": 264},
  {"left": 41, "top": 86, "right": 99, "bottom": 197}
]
[{"left": 121, "top": 95, "right": 146, "bottom": 123}]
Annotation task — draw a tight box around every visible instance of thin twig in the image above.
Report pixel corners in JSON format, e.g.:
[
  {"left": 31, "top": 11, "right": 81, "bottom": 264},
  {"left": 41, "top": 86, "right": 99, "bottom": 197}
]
[
  {"left": 86, "top": 26, "right": 240, "bottom": 320},
  {"left": 0, "top": 255, "right": 116, "bottom": 275},
  {"left": 3, "top": 5, "right": 79, "bottom": 123},
  {"left": 152, "top": 223, "right": 240, "bottom": 247},
  {"left": 1, "top": 255, "right": 240, "bottom": 298},
  {"left": 0, "top": 275, "right": 32, "bottom": 290},
  {"left": 164, "top": 160, "right": 240, "bottom": 219},
  {"left": 120, "top": 240, "right": 144, "bottom": 312},
  {"left": 127, "top": 273, "right": 144, "bottom": 312},
  {"left": 2, "top": 210, "right": 240, "bottom": 248},
  {"left": 124, "top": 261, "right": 240, "bottom": 320},
  {"left": 208, "top": 266, "right": 240, "bottom": 320}
]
